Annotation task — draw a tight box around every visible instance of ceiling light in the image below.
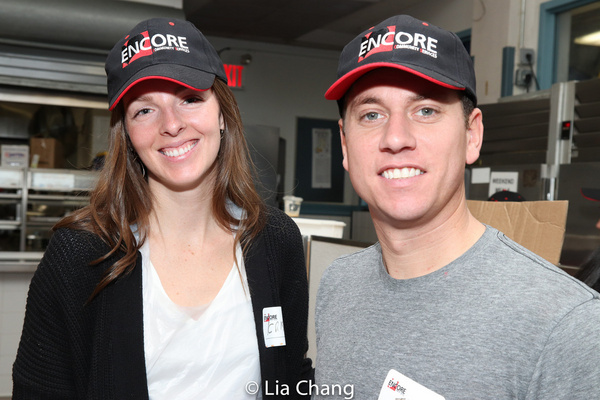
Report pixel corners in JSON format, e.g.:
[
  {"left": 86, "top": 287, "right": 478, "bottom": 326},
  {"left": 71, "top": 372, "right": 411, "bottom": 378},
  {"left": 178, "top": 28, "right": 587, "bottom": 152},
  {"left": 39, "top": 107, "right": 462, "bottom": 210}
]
[{"left": 574, "top": 31, "right": 600, "bottom": 46}]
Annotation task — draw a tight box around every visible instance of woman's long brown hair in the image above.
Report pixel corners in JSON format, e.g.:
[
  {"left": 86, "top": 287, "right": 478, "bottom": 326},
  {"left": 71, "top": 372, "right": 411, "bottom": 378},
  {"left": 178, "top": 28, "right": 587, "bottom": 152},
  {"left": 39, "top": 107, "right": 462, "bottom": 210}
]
[{"left": 55, "top": 78, "right": 266, "bottom": 299}]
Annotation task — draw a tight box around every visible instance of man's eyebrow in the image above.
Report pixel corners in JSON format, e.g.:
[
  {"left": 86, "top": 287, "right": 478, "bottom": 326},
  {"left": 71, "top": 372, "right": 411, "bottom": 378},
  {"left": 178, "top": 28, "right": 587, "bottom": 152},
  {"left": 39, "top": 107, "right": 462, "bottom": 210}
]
[
  {"left": 349, "top": 93, "right": 430, "bottom": 108},
  {"left": 409, "top": 94, "right": 429, "bottom": 102},
  {"left": 348, "top": 95, "right": 382, "bottom": 108}
]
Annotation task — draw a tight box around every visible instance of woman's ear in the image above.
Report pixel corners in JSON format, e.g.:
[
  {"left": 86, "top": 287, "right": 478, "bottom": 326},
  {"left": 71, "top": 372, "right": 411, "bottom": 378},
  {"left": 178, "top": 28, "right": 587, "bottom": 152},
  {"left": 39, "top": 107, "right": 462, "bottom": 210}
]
[{"left": 466, "top": 108, "right": 483, "bottom": 165}]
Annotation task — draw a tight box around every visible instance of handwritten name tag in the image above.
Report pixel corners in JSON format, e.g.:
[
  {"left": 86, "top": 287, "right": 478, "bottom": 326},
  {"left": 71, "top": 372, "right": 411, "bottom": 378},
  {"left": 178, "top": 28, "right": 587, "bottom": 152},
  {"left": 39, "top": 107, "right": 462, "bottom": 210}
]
[{"left": 263, "top": 306, "right": 286, "bottom": 347}]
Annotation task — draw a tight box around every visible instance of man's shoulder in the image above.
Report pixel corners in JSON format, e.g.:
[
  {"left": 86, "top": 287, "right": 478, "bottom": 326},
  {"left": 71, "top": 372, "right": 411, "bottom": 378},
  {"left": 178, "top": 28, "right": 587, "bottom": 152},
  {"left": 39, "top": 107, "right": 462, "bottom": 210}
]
[
  {"left": 333, "top": 241, "right": 380, "bottom": 261},
  {"left": 486, "top": 228, "right": 586, "bottom": 281},
  {"left": 478, "top": 226, "right": 599, "bottom": 308},
  {"left": 322, "top": 243, "right": 381, "bottom": 279}
]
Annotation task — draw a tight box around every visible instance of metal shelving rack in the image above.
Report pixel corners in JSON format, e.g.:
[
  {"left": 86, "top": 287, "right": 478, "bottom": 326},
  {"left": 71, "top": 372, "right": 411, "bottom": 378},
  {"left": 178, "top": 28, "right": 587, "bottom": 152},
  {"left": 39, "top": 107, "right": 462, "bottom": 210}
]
[{"left": 0, "top": 167, "right": 98, "bottom": 253}]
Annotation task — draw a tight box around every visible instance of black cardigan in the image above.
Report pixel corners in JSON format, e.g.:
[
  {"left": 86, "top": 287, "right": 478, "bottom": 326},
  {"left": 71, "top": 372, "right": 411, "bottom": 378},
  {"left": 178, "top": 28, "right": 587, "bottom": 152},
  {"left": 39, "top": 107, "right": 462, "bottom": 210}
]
[{"left": 13, "top": 207, "right": 313, "bottom": 399}]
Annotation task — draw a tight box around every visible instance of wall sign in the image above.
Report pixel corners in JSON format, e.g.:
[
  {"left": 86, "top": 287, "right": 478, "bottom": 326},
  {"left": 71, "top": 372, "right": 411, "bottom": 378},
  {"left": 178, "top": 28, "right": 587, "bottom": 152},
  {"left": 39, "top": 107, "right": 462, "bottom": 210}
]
[
  {"left": 295, "top": 117, "right": 344, "bottom": 202},
  {"left": 224, "top": 64, "right": 244, "bottom": 88},
  {"left": 311, "top": 128, "right": 332, "bottom": 189},
  {"left": 488, "top": 171, "right": 519, "bottom": 197}
]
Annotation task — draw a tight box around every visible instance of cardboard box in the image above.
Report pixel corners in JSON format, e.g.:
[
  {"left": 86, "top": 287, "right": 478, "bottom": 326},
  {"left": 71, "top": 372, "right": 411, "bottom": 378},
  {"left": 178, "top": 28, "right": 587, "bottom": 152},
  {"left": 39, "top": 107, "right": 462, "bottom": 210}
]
[
  {"left": 467, "top": 200, "right": 568, "bottom": 265},
  {"left": 29, "top": 138, "right": 64, "bottom": 168},
  {"left": 1, "top": 144, "right": 29, "bottom": 167}
]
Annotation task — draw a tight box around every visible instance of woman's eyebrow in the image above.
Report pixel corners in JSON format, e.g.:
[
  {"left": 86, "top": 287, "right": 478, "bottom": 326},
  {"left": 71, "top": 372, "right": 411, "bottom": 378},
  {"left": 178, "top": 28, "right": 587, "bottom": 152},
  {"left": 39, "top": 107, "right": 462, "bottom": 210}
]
[
  {"left": 124, "top": 93, "right": 153, "bottom": 108},
  {"left": 130, "top": 93, "right": 152, "bottom": 103}
]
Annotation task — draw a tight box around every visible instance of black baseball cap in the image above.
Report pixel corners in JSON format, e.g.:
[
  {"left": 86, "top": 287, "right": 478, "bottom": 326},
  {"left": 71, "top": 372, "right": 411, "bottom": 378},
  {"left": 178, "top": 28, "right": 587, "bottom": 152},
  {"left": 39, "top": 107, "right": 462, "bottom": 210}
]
[
  {"left": 105, "top": 18, "right": 227, "bottom": 110},
  {"left": 488, "top": 190, "right": 526, "bottom": 202},
  {"left": 581, "top": 188, "right": 600, "bottom": 201},
  {"left": 325, "top": 14, "right": 477, "bottom": 106}
]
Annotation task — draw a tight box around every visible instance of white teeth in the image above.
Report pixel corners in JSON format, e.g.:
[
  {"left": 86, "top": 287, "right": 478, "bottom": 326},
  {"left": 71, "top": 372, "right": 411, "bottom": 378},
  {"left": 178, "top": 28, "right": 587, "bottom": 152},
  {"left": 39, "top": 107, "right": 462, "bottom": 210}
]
[
  {"left": 162, "top": 141, "right": 197, "bottom": 158},
  {"left": 382, "top": 167, "right": 423, "bottom": 179}
]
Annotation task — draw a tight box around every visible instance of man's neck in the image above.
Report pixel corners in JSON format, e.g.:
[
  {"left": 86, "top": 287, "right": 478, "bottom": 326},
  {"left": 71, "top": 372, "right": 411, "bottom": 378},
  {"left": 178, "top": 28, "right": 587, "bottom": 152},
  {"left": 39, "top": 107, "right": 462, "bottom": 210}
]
[{"left": 373, "top": 205, "right": 485, "bottom": 280}]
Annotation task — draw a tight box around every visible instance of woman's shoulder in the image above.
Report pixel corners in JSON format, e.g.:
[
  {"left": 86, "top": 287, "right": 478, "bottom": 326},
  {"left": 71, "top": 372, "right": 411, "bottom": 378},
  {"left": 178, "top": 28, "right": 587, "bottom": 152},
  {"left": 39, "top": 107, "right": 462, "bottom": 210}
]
[
  {"left": 49, "top": 227, "right": 109, "bottom": 255},
  {"left": 40, "top": 228, "right": 112, "bottom": 275},
  {"left": 257, "top": 206, "right": 306, "bottom": 278},
  {"left": 28, "top": 228, "right": 114, "bottom": 300},
  {"left": 263, "top": 205, "right": 301, "bottom": 236}
]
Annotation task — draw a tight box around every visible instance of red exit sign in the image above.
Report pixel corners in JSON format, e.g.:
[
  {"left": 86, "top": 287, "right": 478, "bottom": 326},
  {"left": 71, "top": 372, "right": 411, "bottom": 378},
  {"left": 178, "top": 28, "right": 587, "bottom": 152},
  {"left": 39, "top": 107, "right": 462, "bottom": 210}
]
[{"left": 224, "top": 64, "right": 244, "bottom": 88}]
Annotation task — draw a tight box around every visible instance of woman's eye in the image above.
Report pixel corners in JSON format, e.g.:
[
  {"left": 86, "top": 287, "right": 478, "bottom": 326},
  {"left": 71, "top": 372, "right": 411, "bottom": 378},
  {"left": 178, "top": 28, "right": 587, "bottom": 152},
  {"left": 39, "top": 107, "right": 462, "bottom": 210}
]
[
  {"left": 133, "top": 108, "right": 151, "bottom": 118},
  {"left": 184, "top": 96, "right": 202, "bottom": 104}
]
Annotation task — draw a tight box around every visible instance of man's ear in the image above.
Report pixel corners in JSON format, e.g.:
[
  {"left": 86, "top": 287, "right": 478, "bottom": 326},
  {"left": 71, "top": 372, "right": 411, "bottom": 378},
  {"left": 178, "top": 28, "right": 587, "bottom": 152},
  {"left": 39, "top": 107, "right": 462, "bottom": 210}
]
[
  {"left": 339, "top": 119, "right": 349, "bottom": 172},
  {"left": 466, "top": 108, "right": 483, "bottom": 165}
]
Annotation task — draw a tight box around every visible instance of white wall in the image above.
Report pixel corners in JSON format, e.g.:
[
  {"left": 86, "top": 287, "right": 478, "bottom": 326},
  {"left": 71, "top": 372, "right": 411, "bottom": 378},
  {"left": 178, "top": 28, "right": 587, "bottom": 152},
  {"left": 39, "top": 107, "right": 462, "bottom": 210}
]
[
  {"left": 471, "top": 0, "right": 547, "bottom": 105},
  {"left": 207, "top": 36, "right": 341, "bottom": 199},
  {"left": 404, "top": 0, "right": 475, "bottom": 32}
]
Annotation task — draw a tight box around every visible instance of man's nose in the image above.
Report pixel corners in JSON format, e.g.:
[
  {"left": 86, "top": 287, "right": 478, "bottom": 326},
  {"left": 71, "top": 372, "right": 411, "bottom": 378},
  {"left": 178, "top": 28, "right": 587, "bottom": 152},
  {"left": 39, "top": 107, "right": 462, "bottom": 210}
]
[{"left": 379, "top": 115, "right": 416, "bottom": 153}]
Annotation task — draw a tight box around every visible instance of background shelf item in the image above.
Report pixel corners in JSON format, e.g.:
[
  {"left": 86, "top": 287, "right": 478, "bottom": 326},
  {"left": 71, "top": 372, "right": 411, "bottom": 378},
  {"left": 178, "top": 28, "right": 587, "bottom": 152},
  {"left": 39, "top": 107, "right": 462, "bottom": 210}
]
[{"left": 0, "top": 167, "right": 98, "bottom": 253}]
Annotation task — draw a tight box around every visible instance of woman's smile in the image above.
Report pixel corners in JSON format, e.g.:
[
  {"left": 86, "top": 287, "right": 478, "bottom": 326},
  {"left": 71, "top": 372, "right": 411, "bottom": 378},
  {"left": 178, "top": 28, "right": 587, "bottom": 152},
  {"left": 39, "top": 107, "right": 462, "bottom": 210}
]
[{"left": 160, "top": 139, "right": 199, "bottom": 158}]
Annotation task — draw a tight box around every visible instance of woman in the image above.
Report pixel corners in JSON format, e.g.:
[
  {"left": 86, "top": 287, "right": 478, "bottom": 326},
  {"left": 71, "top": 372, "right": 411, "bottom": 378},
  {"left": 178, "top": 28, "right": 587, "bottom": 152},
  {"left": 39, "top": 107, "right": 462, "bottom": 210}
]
[{"left": 13, "top": 18, "right": 312, "bottom": 399}]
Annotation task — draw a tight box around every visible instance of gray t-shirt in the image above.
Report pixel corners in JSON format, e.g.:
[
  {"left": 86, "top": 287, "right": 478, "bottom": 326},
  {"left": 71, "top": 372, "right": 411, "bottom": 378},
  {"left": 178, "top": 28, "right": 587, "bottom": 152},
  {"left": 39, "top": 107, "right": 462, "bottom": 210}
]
[{"left": 314, "top": 226, "right": 600, "bottom": 399}]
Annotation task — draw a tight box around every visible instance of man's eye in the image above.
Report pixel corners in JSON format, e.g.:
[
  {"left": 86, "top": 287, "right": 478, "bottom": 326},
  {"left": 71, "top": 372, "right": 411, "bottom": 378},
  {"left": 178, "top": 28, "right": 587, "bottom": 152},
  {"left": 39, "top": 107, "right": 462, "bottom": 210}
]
[
  {"left": 363, "top": 112, "right": 380, "bottom": 121},
  {"left": 417, "top": 108, "right": 435, "bottom": 117}
]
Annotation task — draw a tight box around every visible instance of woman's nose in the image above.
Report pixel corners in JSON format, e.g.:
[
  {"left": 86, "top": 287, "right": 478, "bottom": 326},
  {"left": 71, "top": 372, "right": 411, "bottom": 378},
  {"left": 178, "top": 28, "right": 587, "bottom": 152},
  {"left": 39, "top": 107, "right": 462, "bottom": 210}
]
[{"left": 160, "top": 107, "right": 186, "bottom": 137}]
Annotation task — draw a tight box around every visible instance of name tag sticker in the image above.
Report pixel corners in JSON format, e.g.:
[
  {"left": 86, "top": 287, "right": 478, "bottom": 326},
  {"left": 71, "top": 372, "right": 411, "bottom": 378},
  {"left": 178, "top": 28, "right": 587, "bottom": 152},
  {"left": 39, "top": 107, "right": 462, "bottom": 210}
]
[
  {"left": 378, "top": 369, "right": 445, "bottom": 400},
  {"left": 262, "top": 306, "right": 286, "bottom": 347}
]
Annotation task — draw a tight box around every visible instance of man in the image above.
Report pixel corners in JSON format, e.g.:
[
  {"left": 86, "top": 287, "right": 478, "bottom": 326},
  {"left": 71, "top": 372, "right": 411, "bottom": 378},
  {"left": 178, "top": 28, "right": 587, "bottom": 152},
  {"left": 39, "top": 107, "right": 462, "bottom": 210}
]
[{"left": 314, "top": 15, "right": 600, "bottom": 399}]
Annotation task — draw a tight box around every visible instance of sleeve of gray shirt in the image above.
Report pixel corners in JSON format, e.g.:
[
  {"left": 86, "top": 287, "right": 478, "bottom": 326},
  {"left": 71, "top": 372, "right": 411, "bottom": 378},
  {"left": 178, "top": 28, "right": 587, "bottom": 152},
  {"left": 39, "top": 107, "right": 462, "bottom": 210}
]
[{"left": 525, "top": 297, "right": 600, "bottom": 398}]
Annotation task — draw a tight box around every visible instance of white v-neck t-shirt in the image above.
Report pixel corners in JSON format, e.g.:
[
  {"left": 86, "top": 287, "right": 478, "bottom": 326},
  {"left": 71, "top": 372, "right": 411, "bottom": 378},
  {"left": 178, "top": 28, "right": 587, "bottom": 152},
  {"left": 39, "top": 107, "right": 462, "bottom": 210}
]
[{"left": 140, "top": 240, "right": 261, "bottom": 399}]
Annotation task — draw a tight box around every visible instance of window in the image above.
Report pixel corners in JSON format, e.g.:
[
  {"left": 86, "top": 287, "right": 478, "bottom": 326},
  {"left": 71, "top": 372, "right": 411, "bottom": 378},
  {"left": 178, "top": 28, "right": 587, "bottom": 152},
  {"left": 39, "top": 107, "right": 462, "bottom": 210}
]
[{"left": 556, "top": 2, "right": 600, "bottom": 82}]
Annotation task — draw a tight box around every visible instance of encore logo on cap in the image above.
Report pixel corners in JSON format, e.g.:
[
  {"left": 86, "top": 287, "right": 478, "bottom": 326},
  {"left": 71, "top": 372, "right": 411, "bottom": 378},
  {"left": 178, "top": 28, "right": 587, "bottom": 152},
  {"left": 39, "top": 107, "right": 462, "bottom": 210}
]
[
  {"left": 358, "top": 24, "right": 439, "bottom": 62},
  {"left": 121, "top": 29, "right": 190, "bottom": 67}
]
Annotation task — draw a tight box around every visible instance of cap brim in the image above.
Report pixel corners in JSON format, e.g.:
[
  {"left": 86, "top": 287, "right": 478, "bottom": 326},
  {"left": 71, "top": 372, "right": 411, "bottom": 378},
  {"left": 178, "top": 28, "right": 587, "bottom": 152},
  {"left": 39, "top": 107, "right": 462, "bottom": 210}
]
[
  {"left": 581, "top": 188, "right": 600, "bottom": 201},
  {"left": 109, "top": 64, "right": 216, "bottom": 110},
  {"left": 325, "top": 62, "right": 467, "bottom": 100}
]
